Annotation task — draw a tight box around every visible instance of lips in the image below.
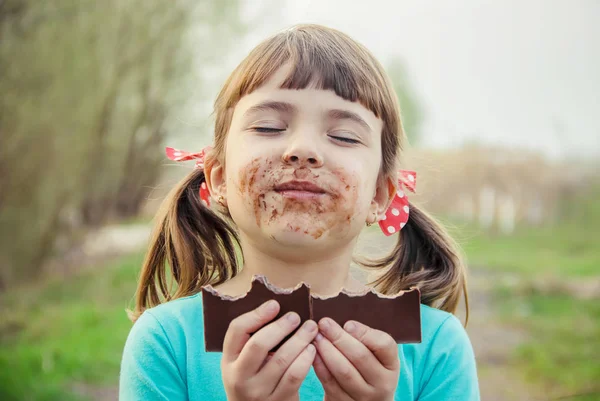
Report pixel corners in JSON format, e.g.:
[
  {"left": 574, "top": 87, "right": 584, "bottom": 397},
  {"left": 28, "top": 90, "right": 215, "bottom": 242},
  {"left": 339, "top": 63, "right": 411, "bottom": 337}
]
[
  {"left": 274, "top": 180, "right": 327, "bottom": 194},
  {"left": 275, "top": 180, "right": 327, "bottom": 199}
]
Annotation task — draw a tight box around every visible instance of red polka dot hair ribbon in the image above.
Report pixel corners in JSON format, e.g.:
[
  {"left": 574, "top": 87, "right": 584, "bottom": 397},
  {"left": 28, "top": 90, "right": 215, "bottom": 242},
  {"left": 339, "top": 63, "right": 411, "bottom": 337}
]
[
  {"left": 165, "top": 146, "right": 212, "bottom": 206},
  {"left": 379, "top": 170, "right": 416, "bottom": 236}
]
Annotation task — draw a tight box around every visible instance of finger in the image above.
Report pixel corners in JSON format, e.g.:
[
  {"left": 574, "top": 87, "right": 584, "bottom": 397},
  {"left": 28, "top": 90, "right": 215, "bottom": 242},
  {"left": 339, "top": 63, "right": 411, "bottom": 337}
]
[
  {"left": 344, "top": 320, "right": 400, "bottom": 371},
  {"left": 312, "top": 350, "right": 350, "bottom": 400},
  {"left": 312, "top": 349, "right": 332, "bottom": 382},
  {"left": 313, "top": 331, "right": 367, "bottom": 394},
  {"left": 237, "top": 311, "right": 302, "bottom": 374},
  {"left": 222, "top": 300, "right": 279, "bottom": 362},
  {"left": 318, "top": 317, "right": 382, "bottom": 385},
  {"left": 259, "top": 320, "right": 318, "bottom": 383},
  {"left": 258, "top": 352, "right": 274, "bottom": 371},
  {"left": 270, "top": 344, "right": 316, "bottom": 400}
]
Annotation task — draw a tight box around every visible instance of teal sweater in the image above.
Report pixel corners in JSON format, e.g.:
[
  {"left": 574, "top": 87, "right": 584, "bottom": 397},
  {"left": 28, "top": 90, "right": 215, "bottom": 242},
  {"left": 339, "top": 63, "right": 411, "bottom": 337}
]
[{"left": 119, "top": 293, "right": 480, "bottom": 400}]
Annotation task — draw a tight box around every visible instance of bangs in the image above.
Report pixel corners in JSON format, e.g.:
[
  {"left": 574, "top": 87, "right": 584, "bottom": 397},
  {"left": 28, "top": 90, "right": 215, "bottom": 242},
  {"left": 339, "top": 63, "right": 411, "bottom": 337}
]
[
  {"left": 224, "top": 25, "right": 392, "bottom": 120},
  {"left": 214, "top": 24, "right": 402, "bottom": 175}
]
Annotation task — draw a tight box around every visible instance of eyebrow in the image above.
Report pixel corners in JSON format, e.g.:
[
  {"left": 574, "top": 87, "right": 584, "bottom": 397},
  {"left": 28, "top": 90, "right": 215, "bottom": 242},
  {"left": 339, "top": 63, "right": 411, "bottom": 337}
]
[
  {"left": 243, "top": 101, "right": 372, "bottom": 132},
  {"left": 243, "top": 101, "right": 297, "bottom": 117},
  {"left": 327, "top": 109, "right": 372, "bottom": 132}
]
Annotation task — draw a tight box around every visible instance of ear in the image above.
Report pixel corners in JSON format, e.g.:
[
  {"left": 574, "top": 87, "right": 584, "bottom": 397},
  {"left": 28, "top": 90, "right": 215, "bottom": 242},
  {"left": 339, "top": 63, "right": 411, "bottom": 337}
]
[
  {"left": 367, "top": 174, "right": 397, "bottom": 225},
  {"left": 204, "top": 154, "right": 227, "bottom": 205}
]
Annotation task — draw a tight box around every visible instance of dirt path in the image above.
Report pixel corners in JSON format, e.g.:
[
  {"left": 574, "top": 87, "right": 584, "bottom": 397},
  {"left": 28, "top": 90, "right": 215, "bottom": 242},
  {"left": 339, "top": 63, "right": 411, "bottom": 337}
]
[{"left": 79, "top": 225, "right": 538, "bottom": 400}]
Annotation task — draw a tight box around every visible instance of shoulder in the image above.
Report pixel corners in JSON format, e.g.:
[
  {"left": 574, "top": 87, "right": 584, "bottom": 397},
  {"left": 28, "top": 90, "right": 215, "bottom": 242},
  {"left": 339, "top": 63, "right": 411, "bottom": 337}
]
[
  {"left": 120, "top": 295, "right": 203, "bottom": 398},
  {"left": 141, "top": 292, "right": 204, "bottom": 329},
  {"left": 123, "top": 293, "right": 204, "bottom": 359},
  {"left": 419, "top": 303, "right": 467, "bottom": 344},
  {"left": 402, "top": 304, "right": 480, "bottom": 400},
  {"left": 412, "top": 303, "right": 475, "bottom": 363}
]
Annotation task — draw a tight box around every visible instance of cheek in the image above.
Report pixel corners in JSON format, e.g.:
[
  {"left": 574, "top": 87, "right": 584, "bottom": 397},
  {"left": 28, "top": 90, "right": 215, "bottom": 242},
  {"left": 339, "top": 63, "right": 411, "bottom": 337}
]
[
  {"left": 330, "top": 167, "right": 374, "bottom": 219},
  {"left": 226, "top": 156, "right": 280, "bottom": 225}
]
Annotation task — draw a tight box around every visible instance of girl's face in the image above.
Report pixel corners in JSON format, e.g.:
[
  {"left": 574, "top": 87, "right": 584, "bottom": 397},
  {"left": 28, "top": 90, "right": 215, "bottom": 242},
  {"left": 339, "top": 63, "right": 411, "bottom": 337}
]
[{"left": 209, "top": 65, "right": 393, "bottom": 250}]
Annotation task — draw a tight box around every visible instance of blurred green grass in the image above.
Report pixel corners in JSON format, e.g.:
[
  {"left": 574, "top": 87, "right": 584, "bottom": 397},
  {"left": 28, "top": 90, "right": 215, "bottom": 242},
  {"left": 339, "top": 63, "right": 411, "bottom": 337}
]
[
  {"left": 459, "top": 185, "right": 600, "bottom": 279},
  {"left": 0, "top": 254, "right": 143, "bottom": 401},
  {"left": 495, "top": 290, "right": 600, "bottom": 399},
  {"left": 462, "top": 222, "right": 599, "bottom": 277},
  {"left": 459, "top": 186, "right": 600, "bottom": 399}
]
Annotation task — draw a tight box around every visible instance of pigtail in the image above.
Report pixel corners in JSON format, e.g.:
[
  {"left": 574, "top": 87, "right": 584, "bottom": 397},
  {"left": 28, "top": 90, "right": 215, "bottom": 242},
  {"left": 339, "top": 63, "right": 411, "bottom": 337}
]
[
  {"left": 364, "top": 203, "right": 469, "bottom": 324},
  {"left": 128, "top": 168, "right": 240, "bottom": 322}
]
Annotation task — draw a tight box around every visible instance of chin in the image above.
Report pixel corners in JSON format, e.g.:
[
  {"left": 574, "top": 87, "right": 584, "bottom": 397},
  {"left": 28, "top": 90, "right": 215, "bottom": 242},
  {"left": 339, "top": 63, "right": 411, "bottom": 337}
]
[{"left": 265, "top": 220, "right": 328, "bottom": 245}]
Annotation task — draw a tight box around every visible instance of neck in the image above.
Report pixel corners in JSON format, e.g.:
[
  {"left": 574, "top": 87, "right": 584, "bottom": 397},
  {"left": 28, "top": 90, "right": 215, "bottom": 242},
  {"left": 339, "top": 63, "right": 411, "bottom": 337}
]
[{"left": 216, "top": 235, "right": 364, "bottom": 297}]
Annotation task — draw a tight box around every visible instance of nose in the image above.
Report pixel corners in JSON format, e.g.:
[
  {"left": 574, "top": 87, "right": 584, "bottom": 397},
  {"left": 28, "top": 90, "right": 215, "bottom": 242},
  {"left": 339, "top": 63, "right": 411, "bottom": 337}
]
[{"left": 281, "top": 136, "right": 324, "bottom": 167}]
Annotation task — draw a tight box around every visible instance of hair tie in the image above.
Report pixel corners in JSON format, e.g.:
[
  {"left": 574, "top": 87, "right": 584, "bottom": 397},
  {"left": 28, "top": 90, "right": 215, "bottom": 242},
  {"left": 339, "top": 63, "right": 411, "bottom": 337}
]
[
  {"left": 165, "top": 146, "right": 212, "bottom": 207},
  {"left": 378, "top": 170, "right": 416, "bottom": 236}
]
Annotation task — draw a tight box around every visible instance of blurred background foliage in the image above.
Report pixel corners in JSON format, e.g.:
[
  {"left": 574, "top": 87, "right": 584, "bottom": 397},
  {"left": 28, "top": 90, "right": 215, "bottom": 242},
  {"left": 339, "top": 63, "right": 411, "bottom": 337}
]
[
  {"left": 1, "top": 1, "right": 599, "bottom": 400},
  {"left": 0, "top": 0, "right": 245, "bottom": 286}
]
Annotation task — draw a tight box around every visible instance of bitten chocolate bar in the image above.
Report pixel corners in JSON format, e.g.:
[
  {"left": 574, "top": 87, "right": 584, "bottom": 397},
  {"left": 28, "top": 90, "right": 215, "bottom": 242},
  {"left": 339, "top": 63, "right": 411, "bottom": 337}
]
[{"left": 201, "top": 275, "right": 422, "bottom": 352}]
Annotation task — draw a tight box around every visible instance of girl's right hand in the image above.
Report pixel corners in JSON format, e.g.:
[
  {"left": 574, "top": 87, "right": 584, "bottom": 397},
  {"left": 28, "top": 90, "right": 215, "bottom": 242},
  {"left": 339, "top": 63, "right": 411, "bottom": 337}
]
[{"left": 221, "top": 300, "right": 318, "bottom": 401}]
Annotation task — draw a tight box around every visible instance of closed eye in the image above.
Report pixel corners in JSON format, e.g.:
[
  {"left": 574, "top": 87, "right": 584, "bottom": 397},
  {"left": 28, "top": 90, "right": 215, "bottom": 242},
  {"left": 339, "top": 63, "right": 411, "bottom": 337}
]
[
  {"left": 329, "top": 135, "right": 361, "bottom": 145},
  {"left": 252, "top": 127, "right": 285, "bottom": 133}
]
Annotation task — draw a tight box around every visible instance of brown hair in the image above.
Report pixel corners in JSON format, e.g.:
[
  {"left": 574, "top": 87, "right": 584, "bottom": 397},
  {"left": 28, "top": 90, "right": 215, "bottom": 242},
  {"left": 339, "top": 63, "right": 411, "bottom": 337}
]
[{"left": 130, "top": 24, "right": 469, "bottom": 324}]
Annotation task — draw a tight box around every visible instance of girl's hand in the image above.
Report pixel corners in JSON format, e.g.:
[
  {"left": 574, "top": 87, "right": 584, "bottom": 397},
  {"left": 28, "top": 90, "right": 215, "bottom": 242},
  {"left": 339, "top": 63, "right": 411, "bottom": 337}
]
[
  {"left": 313, "top": 318, "right": 400, "bottom": 401},
  {"left": 221, "top": 300, "right": 318, "bottom": 401}
]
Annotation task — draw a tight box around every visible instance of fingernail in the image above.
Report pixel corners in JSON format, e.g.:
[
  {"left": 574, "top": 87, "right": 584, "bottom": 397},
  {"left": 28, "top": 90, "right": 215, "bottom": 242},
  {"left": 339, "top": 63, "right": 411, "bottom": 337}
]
[
  {"left": 315, "top": 332, "right": 324, "bottom": 342},
  {"left": 307, "top": 344, "right": 316, "bottom": 355},
  {"left": 319, "top": 318, "right": 332, "bottom": 332},
  {"left": 262, "top": 300, "right": 277, "bottom": 313},
  {"left": 286, "top": 312, "right": 300, "bottom": 325},
  {"left": 303, "top": 320, "right": 317, "bottom": 332},
  {"left": 344, "top": 321, "right": 356, "bottom": 333}
]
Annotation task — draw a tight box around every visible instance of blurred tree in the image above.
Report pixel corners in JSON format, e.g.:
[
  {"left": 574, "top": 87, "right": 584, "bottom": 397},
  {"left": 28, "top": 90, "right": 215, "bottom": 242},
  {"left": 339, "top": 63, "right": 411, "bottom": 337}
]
[
  {"left": 0, "top": 0, "right": 247, "bottom": 287},
  {"left": 386, "top": 58, "right": 423, "bottom": 145}
]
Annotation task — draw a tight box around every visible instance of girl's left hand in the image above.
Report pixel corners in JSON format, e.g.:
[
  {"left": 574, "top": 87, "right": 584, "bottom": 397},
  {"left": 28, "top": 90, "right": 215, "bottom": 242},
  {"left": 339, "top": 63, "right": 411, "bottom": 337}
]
[{"left": 312, "top": 318, "right": 400, "bottom": 401}]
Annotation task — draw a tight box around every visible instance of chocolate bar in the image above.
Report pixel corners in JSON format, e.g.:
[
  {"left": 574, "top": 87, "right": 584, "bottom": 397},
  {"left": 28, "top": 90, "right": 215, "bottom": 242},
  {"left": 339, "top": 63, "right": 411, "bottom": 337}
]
[
  {"left": 202, "top": 276, "right": 311, "bottom": 352},
  {"left": 202, "top": 275, "right": 422, "bottom": 352}
]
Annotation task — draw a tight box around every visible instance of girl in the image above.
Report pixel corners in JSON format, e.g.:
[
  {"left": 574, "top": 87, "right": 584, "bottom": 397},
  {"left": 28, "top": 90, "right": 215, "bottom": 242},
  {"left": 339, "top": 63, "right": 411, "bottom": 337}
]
[{"left": 120, "top": 24, "right": 480, "bottom": 401}]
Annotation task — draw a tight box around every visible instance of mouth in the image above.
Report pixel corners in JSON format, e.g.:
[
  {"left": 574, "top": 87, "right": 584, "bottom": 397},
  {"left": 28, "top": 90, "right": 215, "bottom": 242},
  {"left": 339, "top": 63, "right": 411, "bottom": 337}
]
[{"left": 274, "top": 180, "right": 327, "bottom": 199}]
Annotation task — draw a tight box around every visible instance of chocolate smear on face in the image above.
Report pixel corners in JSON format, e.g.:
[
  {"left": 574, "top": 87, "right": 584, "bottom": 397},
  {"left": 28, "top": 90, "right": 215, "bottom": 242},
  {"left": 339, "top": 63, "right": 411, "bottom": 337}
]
[{"left": 237, "top": 158, "right": 362, "bottom": 239}]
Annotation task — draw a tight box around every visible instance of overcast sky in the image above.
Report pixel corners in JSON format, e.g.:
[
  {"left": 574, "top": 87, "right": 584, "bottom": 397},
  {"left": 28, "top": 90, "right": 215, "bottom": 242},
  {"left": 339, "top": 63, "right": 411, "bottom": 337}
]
[{"left": 232, "top": 0, "right": 599, "bottom": 160}]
